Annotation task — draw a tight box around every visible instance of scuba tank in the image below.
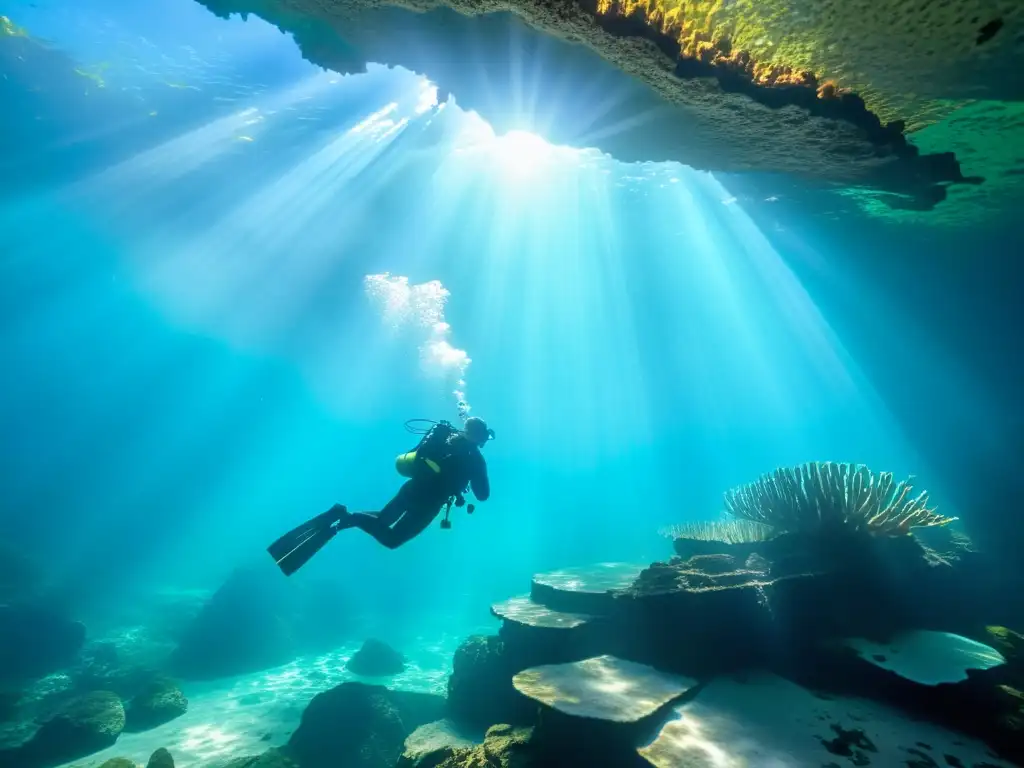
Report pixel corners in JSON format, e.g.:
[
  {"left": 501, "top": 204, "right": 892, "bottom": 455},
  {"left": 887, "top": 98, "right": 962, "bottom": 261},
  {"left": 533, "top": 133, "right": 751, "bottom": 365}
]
[
  {"left": 396, "top": 419, "right": 475, "bottom": 530},
  {"left": 395, "top": 420, "right": 456, "bottom": 480}
]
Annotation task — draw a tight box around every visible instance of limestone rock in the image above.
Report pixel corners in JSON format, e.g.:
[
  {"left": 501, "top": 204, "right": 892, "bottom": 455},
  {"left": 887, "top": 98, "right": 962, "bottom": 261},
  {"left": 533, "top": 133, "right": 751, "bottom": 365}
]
[
  {"left": 17, "top": 690, "right": 125, "bottom": 767},
  {"left": 530, "top": 563, "right": 644, "bottom": 616},
  {"left": 490, "top": 597, "right": 590, "bottom": 631},
  {"left": 988, "top": 626, "right": 1024, "bottom": 664},
  {"left": 146, "top": 747, "right": 175, "bottom": 768},
  {"left": 399, "top": 724, "right": 534, "bottom": 768},
  {"left": 125, "top": 679, "right": 188, "bottom": 731},
  {"left": 285, "top": 681, "right": 446, "bottom": 768},
  {"left": 398, "top": 719, "right": 478, "bottom": 768},
  {"left": 446, "top": 635, "right": 534, "bottom": 731},
  {"left": 512, "top": 655, "right": 694, "bottom": 723},
  {"left": 72, "top": 641, "right": 167, "bottom": 701},
  {"left": 193, "top": 0, "right": 995, "bottom": 209},
  {"left": 346, "top": 638, "right": 406, "bottom": 677}
]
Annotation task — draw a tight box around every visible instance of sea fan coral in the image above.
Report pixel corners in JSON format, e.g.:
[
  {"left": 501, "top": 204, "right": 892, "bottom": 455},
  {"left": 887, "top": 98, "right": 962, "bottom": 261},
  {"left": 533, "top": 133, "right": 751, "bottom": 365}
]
[
  {"left": 723, "top": 462, "right": 956, "bottom": 536},
  {"left": 660, "top": 519, "right": 778, "bottom": 544}
]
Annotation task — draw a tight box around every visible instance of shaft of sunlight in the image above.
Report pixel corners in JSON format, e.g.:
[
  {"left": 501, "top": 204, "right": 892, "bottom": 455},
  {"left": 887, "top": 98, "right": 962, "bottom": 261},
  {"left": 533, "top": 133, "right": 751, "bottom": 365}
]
[
  {"left": 75, "top": 71, "right": 342, "bottom": 195},
  {"left": 695, "top": 170, "right": 935, "bottom": 479}
]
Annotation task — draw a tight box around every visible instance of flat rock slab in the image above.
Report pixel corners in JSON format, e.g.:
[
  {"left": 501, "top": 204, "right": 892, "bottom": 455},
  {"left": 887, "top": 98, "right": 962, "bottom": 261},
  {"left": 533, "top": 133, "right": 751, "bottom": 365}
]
[
  {"left": 530, "top": 563, "right": 645, "bottom": 615},
  {"left": 639, "top": 673, "right": 1016, "bottom": 768},
  {"left": 843, "top": 630, "right": 1006, "bottom": 686},
  {"left": 490, "top": 597, "right": 592, "bottom": 630},
  {"left": 402, "top": 718, "right": 479, "bottom": 762},
  {"left": 512, "top": 655, "right": 695, "bottom": 723}
]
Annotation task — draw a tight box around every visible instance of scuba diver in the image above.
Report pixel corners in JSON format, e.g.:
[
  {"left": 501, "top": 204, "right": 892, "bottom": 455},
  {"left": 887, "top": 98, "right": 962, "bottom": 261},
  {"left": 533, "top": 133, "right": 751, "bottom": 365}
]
[{"left": 267, "top": 416, "right": 493, "bottom": 576}]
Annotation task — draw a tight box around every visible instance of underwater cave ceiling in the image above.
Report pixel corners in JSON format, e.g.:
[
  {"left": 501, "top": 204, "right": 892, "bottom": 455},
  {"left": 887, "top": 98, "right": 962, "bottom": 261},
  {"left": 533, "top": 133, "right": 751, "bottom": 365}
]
[{"left": 196, "top": 0, "right": 1024, "bottom": 211}]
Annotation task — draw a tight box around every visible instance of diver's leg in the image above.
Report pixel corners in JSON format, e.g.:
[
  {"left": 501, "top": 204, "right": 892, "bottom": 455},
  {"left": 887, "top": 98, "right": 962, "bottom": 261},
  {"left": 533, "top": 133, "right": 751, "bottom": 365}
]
[
  {"left": 342, "top": 481, "right": 415, "bottom": 534},
  {"left": 370, "top": 501, "right": 442, "bottom": 548},
  {"left": 356, "top": 500, "right": 443, "bottom": 549}
]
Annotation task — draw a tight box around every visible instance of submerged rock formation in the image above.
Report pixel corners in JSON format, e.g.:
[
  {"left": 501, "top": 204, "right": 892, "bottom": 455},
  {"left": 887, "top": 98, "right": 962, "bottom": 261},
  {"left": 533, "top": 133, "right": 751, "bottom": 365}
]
[
  {"left": 398, "top": 719, "right": 478, "bottom": 767},
  {"left": 124, "top": 678, "right": 188, "bottom": 732},
  {"left": 146, "top": 748, "right": 176, "bottom": 768},
  {"left": 464, "top": 515, "right": 1024, "bottom": 763},
  {"left": 284, "top": 681, "right": 446, "bottom": 768},
  {"left": 169, "top": 565, "right": 352, "bottom": 680},
  {"left": 513, "top": 655, "right": 695, "bottom": 766},
  {"left": 398, "top": 723, "right": 534, "bottom": 768},
  {"left": 447, "top": 635, "right": 537, "bottom": 731},
  {"left": 3, "top": 690, "right": 126, "bottom": 768},
  {"left": 347, "top": 639, "right": 407, "bottom": 677},
  {"left": 191, "top": 0, "right": 1022, "bottom": 209}
]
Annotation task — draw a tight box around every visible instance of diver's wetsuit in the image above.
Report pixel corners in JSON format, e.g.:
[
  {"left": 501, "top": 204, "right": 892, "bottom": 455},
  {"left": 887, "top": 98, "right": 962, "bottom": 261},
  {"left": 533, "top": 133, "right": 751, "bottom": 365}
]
[{"left": 348, "top": 433, "right": 490, "bottom": 549}]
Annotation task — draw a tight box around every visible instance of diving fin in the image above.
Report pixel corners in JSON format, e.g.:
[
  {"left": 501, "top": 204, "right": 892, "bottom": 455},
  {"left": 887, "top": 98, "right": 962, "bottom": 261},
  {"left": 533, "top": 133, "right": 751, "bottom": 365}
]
[{"left": 268, "top": 507, "right": 346, "bottom": 577}]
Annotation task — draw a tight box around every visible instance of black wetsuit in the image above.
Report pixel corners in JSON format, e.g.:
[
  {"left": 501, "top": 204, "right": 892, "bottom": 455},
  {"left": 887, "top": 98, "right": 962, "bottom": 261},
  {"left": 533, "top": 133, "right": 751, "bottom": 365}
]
[{"left": 348, "top": 433, "right": 490, "bottom": 549}]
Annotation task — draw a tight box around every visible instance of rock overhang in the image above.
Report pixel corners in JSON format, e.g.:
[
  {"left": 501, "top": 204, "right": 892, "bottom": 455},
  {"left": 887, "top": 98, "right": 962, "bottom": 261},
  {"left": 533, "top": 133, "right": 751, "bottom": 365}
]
[{"left": 193, "top": 0, "right": 1024, "bottom": 210}]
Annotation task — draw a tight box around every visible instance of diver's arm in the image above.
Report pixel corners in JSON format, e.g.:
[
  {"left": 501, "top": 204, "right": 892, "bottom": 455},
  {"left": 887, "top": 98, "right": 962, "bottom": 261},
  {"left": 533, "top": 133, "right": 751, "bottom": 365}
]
[{"left": 470, "top": 454, "right": 490, "bottom": 502}]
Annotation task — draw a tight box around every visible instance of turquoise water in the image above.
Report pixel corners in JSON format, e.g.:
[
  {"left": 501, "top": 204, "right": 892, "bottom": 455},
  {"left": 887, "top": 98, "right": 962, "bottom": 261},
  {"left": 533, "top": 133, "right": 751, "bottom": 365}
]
[
  {"left": 1, "top": 0, "right": 1008, "bottom": 628},
  {"left": 2, "top": 2, "right": 1023, "bottom": 766}
]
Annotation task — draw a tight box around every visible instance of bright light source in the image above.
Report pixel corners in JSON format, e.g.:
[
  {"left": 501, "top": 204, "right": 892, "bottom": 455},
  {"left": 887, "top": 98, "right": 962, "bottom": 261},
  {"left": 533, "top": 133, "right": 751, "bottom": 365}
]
[
  {"left": 416, "top": 83, "right": 439, "bottom": 114},
  {"left": 448, "top": 117, "right": 585, "bottom": 181},
  {"left": 493, "top": 130, "right": 553, "bottom": 176}
]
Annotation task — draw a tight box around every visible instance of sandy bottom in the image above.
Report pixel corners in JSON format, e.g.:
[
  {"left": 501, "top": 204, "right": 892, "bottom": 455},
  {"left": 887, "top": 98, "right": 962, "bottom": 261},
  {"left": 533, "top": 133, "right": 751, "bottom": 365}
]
[
  {"left": 639, "top": 673, "right": 1015, "bottom": 768},
  {"left": 60, "top": 629, "right": 477, "bottom": 768}
]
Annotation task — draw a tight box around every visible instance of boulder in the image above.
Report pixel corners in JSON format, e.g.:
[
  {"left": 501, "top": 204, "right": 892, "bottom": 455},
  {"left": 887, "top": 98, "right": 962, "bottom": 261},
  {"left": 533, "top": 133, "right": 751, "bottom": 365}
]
[
  {"left": 346, "top": 639, "right": 406, "bottom": 677},
  {"left": 14, "top": 690, "right": 125, "bottom": 767},
  {"left": 146, "top": 747, "right": 175, "bottom": 768},
  {"left": 98, "top": 759, "right": 138, "bottom": 768},
  {"left": 169, "top": 565, "right": 352, "bottom": 680},
  {"left": 284, "top": 681, "right": 446, "bottom": 768},
  {"left": 0, "top": 603, "right": 86, "bottom": 683},
  {"left": 125, "top": 679, "right": 188, "bottom": 731}
]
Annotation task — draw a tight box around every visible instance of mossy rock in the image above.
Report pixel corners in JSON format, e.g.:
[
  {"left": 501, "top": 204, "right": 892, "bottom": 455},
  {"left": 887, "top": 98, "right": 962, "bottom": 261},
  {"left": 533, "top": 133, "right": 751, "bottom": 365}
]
[
  {"left": 285, "top": 682, "right": 444, "bottom": 768},
  {"left": 401, "top": 724, "right": 534, "bottom": 768},
  {"left": 987, "top": 626, "right": 1024, "bottom": 665},
  {"left": 996, "top": 685, "right": 1024, "bottom": 731},
  {"left": 20, "top": 690, "right": 125, "bottom": 766},
  {"left": 346, "top": 639, "right": 406, "bottom": 677},
  {"left": 125, "top": 679, "right": 188, "bottom": 731}
]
